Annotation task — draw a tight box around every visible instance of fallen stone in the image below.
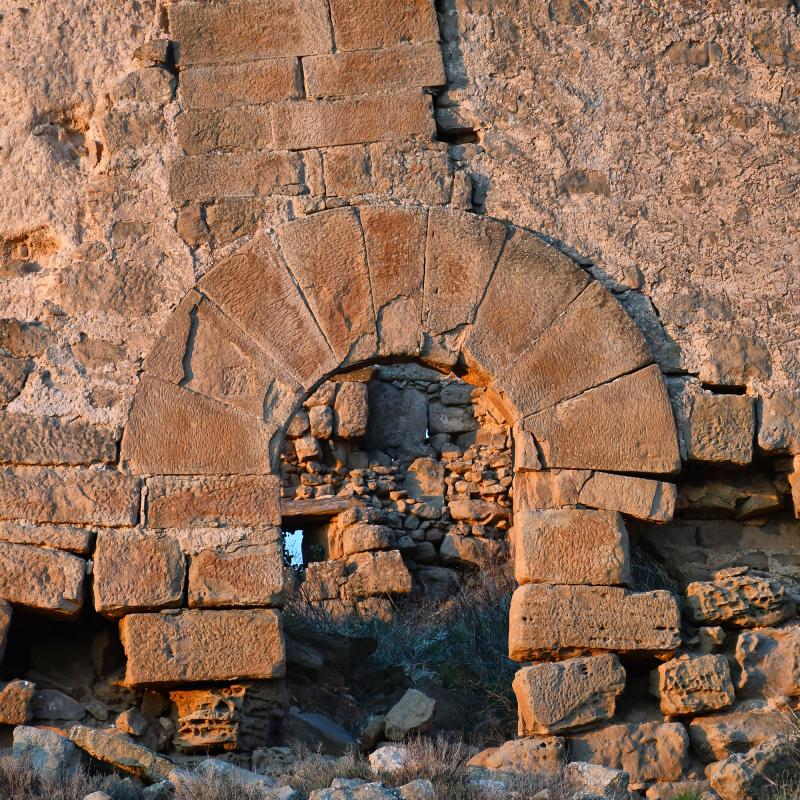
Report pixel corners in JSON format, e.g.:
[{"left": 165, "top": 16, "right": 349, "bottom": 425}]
[
  {"left": 569, "top": 722, "right": 690, "bottom": 789},
  {"left": 563, "top": 761, "right": 628, "bottom": 800},
  {"left": 84, "top": 793, "right": 113, "bottom": 800},
  {"left": 345, "top": 551, "right": 412, "bottom": 597},
  {"left": 509, "top": 584, "right": 681, "bottom": 661},
  {"left": 0, "top": 679, "right": 35, "bottom": 724},
  {"left": 32, "top": 688, "right": 85, "bottom": 720},
  {"left": 467, "top": 737, "right": 566, "bottom": 775},
  {"left": 439, "top": 533, "right": 507, "bottom": 570},
  {"left": 194, "top": 758, "right": 276, "bottom": 791},
  {"left": 650, "top": 655, "right": 735, "bottom": 717},
  {"left": 369, "top": 744, "right": 410, "bottom": 773},
  {"left": 686, "top": 567, "right": 795, "bottom": 628},
  {"left": 116, "top": 707, "right": 149, "bottom": 737},
  {"left": 513, "top": 654, "right": 626, "bottom": 735},
  {"left": 735, "top": 626, "right": 800, "bottom": 698},
  {"left": 513, "top": 509, "right": 631, "bottom": 587},
  {"left": 384, "top": 689, "right": 436, "bottom": 740},
  {"left": 397, "top": 778, "right": 434, "bottom": 800},
  {"left": 13, "top": 725, "right": 83, "bottom": 781},
  {"left": 282, "top": 710, "right": 357, "bottom": 756},
  {"left": 69, "top": 725, "right": 172, "bottom": 782}
]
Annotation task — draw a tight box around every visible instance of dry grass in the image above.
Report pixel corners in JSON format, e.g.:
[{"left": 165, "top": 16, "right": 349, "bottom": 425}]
[
  {"left": 0, "top": 753, "right": 116, "bottom": 800},
  {"left": 173, "top": 771, "right": 269, "bottom": 800}
]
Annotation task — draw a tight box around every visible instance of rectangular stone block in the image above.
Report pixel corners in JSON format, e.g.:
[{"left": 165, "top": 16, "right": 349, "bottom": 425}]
[
  {"left": 188, "top": 532, "right": 286, "bottom": 608},
  {"left": 0, "top": 601, "right": 11, "bottom": 663},
  {"left": 120, "top": 609, "right": 286, "bottom": 686},
  {"left": 0, "top": 467, "right": 140, "bottom": 526},
  {"left": 169, "top": 152, "right": 304, "bottom": 201},
  {"left": 93, "top": 530, "right": 185, "bottom": 618},
  {"left": 329, "top": 0, "right": 439, "bottom": 51},
  {"left": 170, "top": 0, "right": 332, "bottom": 65},
  {"left": 176, "top": 107, "right": 273, "bottom": 155},
  {"left": 514, "top": 509, "right": 631, "bottom": 587},
  {"left": 146, "top": 475, "right": 281, "bottom": 528},
  {"left": 0, "top": 521, "right": 94, "bottom": 554},
  {"left": 686, "top": 392, "right": 755, "bottom": 465},
  {"left": 0, "top": 542, "right": 85, "bottom": 617},
  {"left": 272, "top": 91, "right": 434, "bottom": 150},
  {"left": 650, "top": 654, "right": 735, "bottom": 716},
  {"left": 180, "top": 59, "right": 301, "bottom": 109},
  {"left": 0, "top": 413, "right": 116, "bottom": 465},
  {"left": 303, "top": 42, "right": 445, "bottom": 98},
  {"left": 509, "top": 584, "right": 681, "bottom": 661}
]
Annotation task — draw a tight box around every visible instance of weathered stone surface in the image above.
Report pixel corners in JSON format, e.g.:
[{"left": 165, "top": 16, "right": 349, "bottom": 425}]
[
  {"left": 278, "top": 208, "right": 375, "bottom": 362},
  {"left": 199, "top": 242, "right": 336, "bottom": 388},
  {"left": 689, "top": 700, "right": 796, "bottom": 762},
  {"left": 345, "top": 551, "right": 413, "bottom": 598},
  {"left": 0, "top": 467, "right": 140, "bottom": 526},
  {"left": 645, "top": 781, "right": 716, "bottom": 800},
  {"left": 0, "top": 521, "right": 94, "bottom": 554},
  {"left": 570, "top": 722, "right": 690, "bottom": 789},
  {"left": 146, "top": 475, "right": 281, "bottom": 528},
  {"left": 13, "top": 726, "right": 83, "bottom": 781},
  {"left": 686, "top": 567, "right": 795, "bottom": 628},
  {"left": 169, "top": 0, "right": 332, "bottom": 65},
  {"left": 169, "top": 152, "right": 305, "bottom": 200},
  {"left": 69, "top": 724, "right": 173, "bottom": 782},
  {"left": 467, "top": 737, "right": 566, "bottom": 775},
  {"left": 0, "top": 356, "right": 32, "bottom": 404},
  {"left": 509, "top": 584, "right": 681, "bottom": 661},
  {"left": 384, "top": 689, "right": 436, "bottom": 741},
  {"left": 120, "top": 609, "right": 286, "bottom": 686},
  {"left": 523, "top": 366, "right": 681, "bottom": 474},
  {"left": 120, "top": 377, "right": 272, "bottom": 475},
  {"left": 578, "top": 472, "right": 677, "bottom": 523},
  {"left": 304, "top": 43, "right": 444, "bottom": 98},
  {"left": 428, "top": 402, "right": 478, "bottom": 434},
  {"left": 791, "top": 454, "right": 800, "bottom": 519},
  {"left": 33, "top": 688, "right": 85, "bottom": 721},
  {"left": 706, "top": 735, "right": 799, "bottom": 800},
  {"left": 283, "top": 710, "right": 357, "bottom": 756},
  {"left": 334, "top": 381, "right": 369, "bottom": 439},
  {"left": 328, "top": 0, "right": 438, "bottom": 50},
  {"left": 309, "top": 405, "right": 333, "bottom": 439},
  {"left": 650, "top": 655, "right": 735, "bottom": 717},
  {"left": 189, "top": 758, "right": 277, "bottom": 792},
  {"left": 564, "top": 761, "right": 628, "bottom": 800},
  {"left": 188, "top": 535, "right": 286, "bottom": 608},
  {"left": 466, "top": 229, "right": 590, "bottom": 379},
  {"left": 0, "top": 679, "right": 35, "bottom": 724},
  {"left": 0, "top": 541, "right": 84, "bottom": 616},
  {"left": 758, "top": 390, "right": 800, "bottom": 455},
  {"left": 514, "top": 654, "right": 626, "bottom": 735},
  {"left": 176, "top": 108, "right": 273, "bottom": 155},
  {"left": 0, "top": 413, "right": 116, "bottom": 465},
  {"left": 499, "top": 282, "right": 652, "bottom": 416},
  {"left": 0, "top": 600, "right": 11, "bottom": 663},
  {"left": 362, "top": 206, "right": 427, "bottom": 356},
  {"left": 180, "top": 59, "right": 301, "bottom": 109},
  {"left": 423, "top": 209, "right": 507, "bottom": 337},
  {"left": 342, "top": 524, "right": 394, "bottom": 556},
  {"left": 514, "top": 509, "right": 631, "bottom": 587},
  {"left": 686, "top": 392, "right": 755, "bottom": 465},
  {"left": 439, "top": 533, "right": 507, "bottom": 570},
  {"left": 735, "top": 626, "right": 800, "bottom": 698},
  {"left": 273, "top": 92, "right": 434, "bottom": 150},
  {"left": 94, "top": 530, "right": 185, "bottom": 618}
]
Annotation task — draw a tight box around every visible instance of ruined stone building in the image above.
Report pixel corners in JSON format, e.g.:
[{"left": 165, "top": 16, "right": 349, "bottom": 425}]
[{"left": 0, "top": 1, "right": 799, "bottom": 797}]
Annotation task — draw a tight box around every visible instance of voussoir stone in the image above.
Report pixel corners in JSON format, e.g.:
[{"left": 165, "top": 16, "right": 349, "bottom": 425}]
[
  {"left": 685, "top": 567, "right": 795, "bottom": 628},
  {"left": 120, "top": 609, "right": 286, "bottom": 686},
  {"left": 735, "top": 626, "right": 800, "bottom": 698},
  {"left": 513, "top": 654, "right": 626, "bottom": 735},
  {"left": 523, "top": 365, "right": 681, "bottom": 474},
  {"left": 93, "top": 530, "right": 185, "bottom": 618},
  {"left": 509, "top": 584, "right": 681, "bottom": 661},
  {"left": 0, "top": 541, "right": 84, "bottom": 616},
  {"left": 514, "top": 508, "right": 631, "bottom": 586},
  {"left": 650, "top": 654, "right": 735, "bottom": 716}
]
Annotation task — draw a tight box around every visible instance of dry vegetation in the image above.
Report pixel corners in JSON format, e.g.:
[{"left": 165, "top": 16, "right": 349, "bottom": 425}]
[{"left": 0, "top": 754, "right": 115, "bottom": 800}]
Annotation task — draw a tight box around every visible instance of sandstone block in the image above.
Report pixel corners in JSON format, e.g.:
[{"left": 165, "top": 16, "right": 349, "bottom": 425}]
[
  {"left": 466, "top": 230, "right": 589, "bottom": 377},
  {"left": 523, "top": 365, "right": 681, "bottom": 474},
  {"left": 0, "top": 679, "right": 35, "bottom": 724},
  {"left": 735, "top": 626, "right": 800, "bottom": 698},
  {"left": 686, "top": 567, "right": 795, "bottom": 628},
  {"left": 0, "top": 600, "right": 10, "bottom": 663},
  {"left": 170, "top": 0, "right": 332, "bottom": 65},
  {"left": 514, "top": 654, "right": 626, "bottom": 735},
  {"left": 578, "top": 471, "right": 677, "bottom": 522},
  {"left": 345, "top": 551, "right": 412, "bottom": 598},
  {"left": 689, "top": 700, "right": 796, "bottom": 762},
  {"left": 146, "top": 475, "right": 281, "bottom": 528},
  {"left": 120, "top": 609, "right": 286, "bottom": 686},
  {"left": 563, "top": 761, "right": 628, "bottom": 800},
  {"left": 334, "top": 381, "right": 370, "bottom": 438},
  {"left": 448, "top": 499, "right": 509, "bottom": 525},
  {"left": 650, "top": 655, "right": 735, "bottom": 716},
  {"left": 467, "top": 737, "right": 566, "bottom": 775},
  {"left": 188, "top": 534, "right": 286, "bottom": 608},
  {"left": 272, "top": 91, "right": 434, "bottom": 151},
  {"left": 0, "top": 356, "right": 32, "bottom": 404},
  {"left": 424, "top": 209, "right": 507, "bottom": 337},
  {"left": 278, "top": 208, "right": 375, "bottom": 363},
  {"left": 570, "top": 722, "right": 690, "bottom": 789},
  {"left": 514, "top": 509, "right": 631, "bottom": 586},
  {"left": 361, "top": 206, "right": 426, "bottom": 357},
  {"left": 0, "top": 521, "right": 94, "bottom": 554},
  {"left": 199, "top": 242, "right": 336, "bottom": 388},
  {"left": 93, "top": 530, "right": 185, "bottom": 618},
  {"left": 342, "top": 524, "right": 394, "bottom": 556},
  {"left": 686, "top": 392, "right": 755, "bottom": 465},
  {"left": 304, "top": 43, "right": 444, "bottom": 98},
  {"left": 498, "top": 282, "right": 652, "bottom": 416},
  {"left": 439, "top": 533, "right": 507, "bottom": 570},
  {"left": 758, "top": 390, "right": 800, "bottom": 454},
  {"left": 309, "top": 405, "right": 333, "bottom": 439},
  {"left": 0, "top": 467, "right": 140, "bottom": 526},
  {"left": 384, "top": 689, "right": 436, "bottom": 740},
  {"left": 0, "top": 542, "right": 84, "bottom": 616},
  {"left": 328, "top": 0, "right": 439, "bottom": 51},
  {"left": 509, "top": 584, "right": 681, "bottom": 661},
  {"left": 180, "top": 59, "right": 301, "bottom": 109},
  {"left": 176, "top": 107, "right": 273, "bottom": 155},
  {"left": 68, "top": 724, "right": 173, "bottom": 782},
  {"left": 169, "top": 152, "right": 304, "bottom": 201},
  {"left": 120, "top": 377, "right": 272, "bottom": 475},
  {"left": 0, "top": 413, "right": 116, "bottom": 465},
  {"left": 13, "top": 726, "right": 83, "bottom": 782}
]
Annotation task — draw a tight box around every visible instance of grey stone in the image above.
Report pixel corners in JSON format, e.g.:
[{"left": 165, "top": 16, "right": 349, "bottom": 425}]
[
  {"left": 32, "top": 688, "right": 85, "bottom": 720},
  {"left": 282, "top": 711, "right": 357, "bottom": 756},
  {"left": 384, "top": 689, "right": 436, "bottom": 740},
  {"left": 13, "top": 725, "right": 83, "bottom": 781}
]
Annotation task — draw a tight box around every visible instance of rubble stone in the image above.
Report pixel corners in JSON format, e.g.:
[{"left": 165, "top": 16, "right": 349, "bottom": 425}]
[
  {"left": 345, "top": 551, "right": 412, "bottom": 598},
  {"left": 384, "top": 689, "right": 436, "bottom": 740},
  {"left": 335, "top": 382, "right": 370, "bottom": 439},
  {"left": 650, "top": 655, "right": 735, "bottom": 716},
  {"left": 0, "top": 679, "right": 35, "bottom": 724},
  {"left": 563, "top": 761, "right": 628, "bottom": 800},
  {"left": 467, "top": 737, "right": 566, "bottom": 775},
  {"left": 735, "top": 626, "right": 800, "bottom": 698},
  {"left": 13, "top": 726, "right": 82, "bottom": 781}
]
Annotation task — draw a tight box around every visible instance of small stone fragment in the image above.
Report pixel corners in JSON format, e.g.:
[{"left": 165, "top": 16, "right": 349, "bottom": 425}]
[
  {"left": 369, "top": 744, "right": 410, "bottom": 773},
  {"left": 383, "top": 689, "right": 436, "bottom": 740}
]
